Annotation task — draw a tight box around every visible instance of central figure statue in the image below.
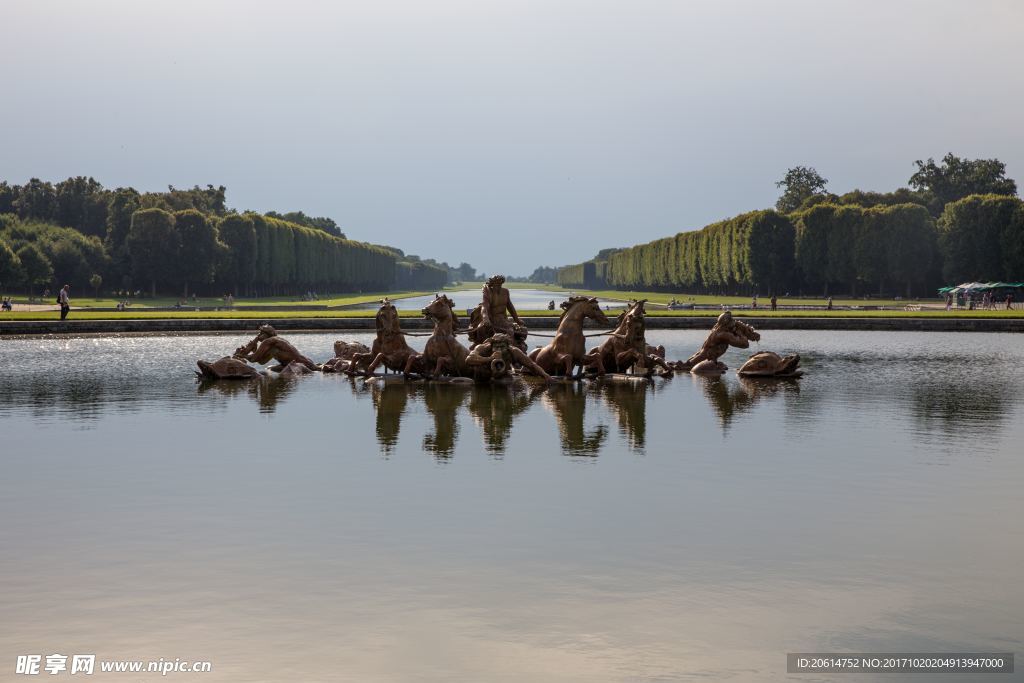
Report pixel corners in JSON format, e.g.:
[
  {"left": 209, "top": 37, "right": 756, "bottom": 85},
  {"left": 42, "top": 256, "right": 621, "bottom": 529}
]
[{"left": 468, "top": 275, "right": 528, "bottom": 351}]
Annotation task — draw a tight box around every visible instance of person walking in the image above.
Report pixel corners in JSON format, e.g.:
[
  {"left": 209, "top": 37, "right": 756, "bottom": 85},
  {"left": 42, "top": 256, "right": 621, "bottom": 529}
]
[
  {"left": 826, "top": 295, "right": 833, "bottom": 311},
  {"left": 58, "top": 284, "right": 71, "bottom": 321},
  {"left": 770, "top": 294, "right": 778, "bottom": 311}
]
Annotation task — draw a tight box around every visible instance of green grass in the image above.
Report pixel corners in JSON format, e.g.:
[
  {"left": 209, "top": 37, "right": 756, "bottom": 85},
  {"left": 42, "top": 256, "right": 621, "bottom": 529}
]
[
  {"left": 1, "top": 290, "right": 433, "bottom": 310},
  {"left": 6, "top": 307, "right": 1024, "bottom": 321},
  {"left": 445, "top": 281, "right": 953, "bottom": 309}
]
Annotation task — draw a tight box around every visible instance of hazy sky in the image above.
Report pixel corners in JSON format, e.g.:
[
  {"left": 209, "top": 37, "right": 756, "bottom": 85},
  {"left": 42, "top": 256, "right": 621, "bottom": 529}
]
[{"left": 2, "top": 0, "right": 1022, "bottom": 274}]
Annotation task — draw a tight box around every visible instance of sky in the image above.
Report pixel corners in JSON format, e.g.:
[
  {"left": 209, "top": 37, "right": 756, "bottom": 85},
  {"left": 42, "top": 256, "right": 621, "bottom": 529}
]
[{"left": 2, "top": 0, "right": 1022, "bottom": 275}]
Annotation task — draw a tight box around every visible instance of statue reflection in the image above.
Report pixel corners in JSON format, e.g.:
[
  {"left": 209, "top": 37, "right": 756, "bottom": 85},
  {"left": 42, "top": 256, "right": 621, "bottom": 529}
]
[
  {"left": 370, "top": 381, "right": 414, "bottom": 455},
  {"left": 196, "top": 376, "right": 298, "bottom": 414},
  {"left": 467, "top": 382, "right": 547, "bottom": 455},
  {"left": 420, "top": 383, "right": 470, "bottom": 459},
  {"left": 595, "top": 379, "right": 654, "bottom": 452},
  {"left": 542, "top": 382, "right": 607, "bottom": 457},
  {"left": 696, "top": 374, "right": 800, "bottom": 430}
]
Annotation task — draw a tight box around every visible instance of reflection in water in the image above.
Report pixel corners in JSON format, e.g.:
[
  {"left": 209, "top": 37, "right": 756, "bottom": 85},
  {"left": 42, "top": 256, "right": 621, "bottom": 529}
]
[
  {"left": 542, "top": 382, "right": 608, "bottom": 457},
  {"left": 421, "top": 383, "right": 469, "bottom": 459},
  {"left": 196, "top": 376, "right": 299, "bottom": 414},
  {"left": 467, "top": 382, "right": 547, "bottom": 456},
  {"left": 370, "top": 382, "right": 412, "bottom": 455},
  {"left": 697, "top": 375, "right": 802, "bottom": 431},
  {"left": 3, "top": 332, "right": 1024, "bottom": 680},
  {"left": 596, "top": 379, "right": 656, "bottom": 452}
]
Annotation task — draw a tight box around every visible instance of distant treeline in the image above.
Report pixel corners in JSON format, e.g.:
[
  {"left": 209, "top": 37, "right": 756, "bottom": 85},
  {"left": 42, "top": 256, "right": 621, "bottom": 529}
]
[
  {"left": 557, "top": 156, "right": 1023, "bottom": 296},
  {"left": 0, "top": 178, "right": 452, "bottom": 296}
]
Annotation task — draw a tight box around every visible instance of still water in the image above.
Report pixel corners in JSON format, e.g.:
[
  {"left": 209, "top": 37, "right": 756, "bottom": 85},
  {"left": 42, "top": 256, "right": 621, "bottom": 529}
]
[
  {"left": 349, "top": 288, "right": 618, "bottom": 311},
  {"left": 1, "top": 331, "right": 1022, "bottom": 682}
]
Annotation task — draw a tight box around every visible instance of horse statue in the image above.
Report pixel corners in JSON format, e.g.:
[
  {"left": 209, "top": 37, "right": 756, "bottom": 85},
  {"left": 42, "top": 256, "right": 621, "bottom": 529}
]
[
  {"left": 527, "top": 296, "right": 609, "bottom": 378},
  {"left": 409, "top": 294, "right": 470, "bottom": 379},
  {"left": 590, "top": 299, "right": 671, "bottom": 375},
  {"left": 348, "top": 298, "right": 417, "bottom": 376}
]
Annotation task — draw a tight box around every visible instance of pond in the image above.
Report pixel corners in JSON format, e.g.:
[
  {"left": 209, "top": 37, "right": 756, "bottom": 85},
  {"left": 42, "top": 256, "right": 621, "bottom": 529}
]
[
  {"left": 347, "top": 287, "right": 620, "bottom": 311},
  {"left": 1, "top": 330, "right": 1022, "bottom": 681}
]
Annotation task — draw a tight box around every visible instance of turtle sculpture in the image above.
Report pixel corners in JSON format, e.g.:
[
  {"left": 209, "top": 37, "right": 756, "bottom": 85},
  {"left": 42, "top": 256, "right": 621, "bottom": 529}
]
[
  {"left": 736, "top": 351, "right": 802, "bottom": 378},
  {"left": 196, "top": 356, "right": 260, "bottom": 380}
]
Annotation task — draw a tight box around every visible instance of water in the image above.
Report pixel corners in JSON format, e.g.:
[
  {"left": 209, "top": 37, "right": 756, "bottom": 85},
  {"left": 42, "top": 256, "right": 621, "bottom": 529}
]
[
  {"left": 349, "top": 288, "right": 619, "bottom": 311},
  {"left": 1, "top": 331, "right": 1022, "bottom": 682}
]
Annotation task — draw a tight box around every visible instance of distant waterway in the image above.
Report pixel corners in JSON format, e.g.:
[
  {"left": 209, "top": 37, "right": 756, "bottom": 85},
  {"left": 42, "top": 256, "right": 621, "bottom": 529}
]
[{"left": 346, "top": 288, "right": 621, "bottom": 312}]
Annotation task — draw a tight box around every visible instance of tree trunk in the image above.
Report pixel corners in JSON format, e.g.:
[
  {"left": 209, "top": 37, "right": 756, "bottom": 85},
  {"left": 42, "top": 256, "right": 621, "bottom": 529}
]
[{"left": 151, "top": 279, "right": 156, "bottom": 299}]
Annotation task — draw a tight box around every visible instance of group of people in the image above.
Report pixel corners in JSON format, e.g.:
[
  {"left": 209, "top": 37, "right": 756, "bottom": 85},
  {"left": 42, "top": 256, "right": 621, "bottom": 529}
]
[
  {"left": 750, "top": 294, "right": 779, "bottom": 311},
  {"left": 945, "top": 291, "right": 1015, "bottom": 311},
  {"left": 1, "top": 296, "right": 12, "bottom": 311}
]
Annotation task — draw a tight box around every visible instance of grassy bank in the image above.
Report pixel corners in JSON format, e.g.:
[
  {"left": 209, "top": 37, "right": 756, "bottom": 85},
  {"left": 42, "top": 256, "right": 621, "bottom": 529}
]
[
  {"left": 0, "top": 290, "right": 432, "bottom": 310},
  {"left": 5, "top": 307, "right": 1024, "bottom": 321},
  {"left": 448, "top": 281, "right": 949, "bottom": 309}
]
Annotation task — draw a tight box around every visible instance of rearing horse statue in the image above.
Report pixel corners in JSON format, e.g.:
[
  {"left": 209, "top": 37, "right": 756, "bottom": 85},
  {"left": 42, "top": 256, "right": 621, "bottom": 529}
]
[
  {"left": 408, "top": 294, "right": 470, "bottom": 379},
  {"left": 528, "top": 296, "right": 609, "bottom": 378},
  {"left": 590, "top": 299, "right": 671, "bottom": 375},
  {"left": 351, "top": 298, "right": 417, "bottom": 376}
]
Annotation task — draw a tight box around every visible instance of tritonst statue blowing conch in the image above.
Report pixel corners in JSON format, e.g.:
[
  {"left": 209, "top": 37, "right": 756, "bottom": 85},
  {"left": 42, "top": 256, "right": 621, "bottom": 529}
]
[{"left": 196, "top": 324, "right": 320, "bottom": 379}]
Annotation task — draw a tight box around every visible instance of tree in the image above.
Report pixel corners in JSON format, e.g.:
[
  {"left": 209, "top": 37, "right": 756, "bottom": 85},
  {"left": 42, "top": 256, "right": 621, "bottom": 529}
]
[
  {"left": 265, "top": 210, "right": 345, "bottom": 238},
  {"left": 14, "top": 178, "right": 57, "bottom": 222},
  {"left": 0, "top": 181, "right": 18, "bottom": 215},
  {"left": 0, "top": 241, "right": 22, "bottom": 288},
  {"left": 126, "top": 208, "right": 179, "bottom": 297},
  {"left": 909, "top": 153, "right": 1017, "bottom": 207},
  {"left": 16, "top": 243, "right": 53, "bottom": 295},
  {"left": 937, "top": 194, "right": 1021, "bottom": 283},
  {"left": 218, "top": 214, "right": 257, "bottom": 295},
  {"left": 55, "top": 176, "right": 108, "bottom": 237},
  {"left": 776, "top": 166, "right": 828, "bottom": 213},
  {"left": 89, "top": 273, "right": 103, "bottom": 299},
  {"left": 175, "top": 209, "right": 223, "bottom": 297}
]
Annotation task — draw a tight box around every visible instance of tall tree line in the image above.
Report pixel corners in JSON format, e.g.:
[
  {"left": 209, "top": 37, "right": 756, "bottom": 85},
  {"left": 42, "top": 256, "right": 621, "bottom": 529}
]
[
  {"left": 558, "top": 155, "right": 1022, "bottom": 296},
  {"left": 0, "top": 178, "right": 448, "bottom": 296}
]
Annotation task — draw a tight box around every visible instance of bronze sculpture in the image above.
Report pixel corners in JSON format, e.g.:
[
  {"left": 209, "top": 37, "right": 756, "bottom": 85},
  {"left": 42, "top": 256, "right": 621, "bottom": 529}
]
[
  {"left": 233, "top": 324, "right": 320, "bottom": 373},
  {"left": 466, "top": 332, "right": 552, "bottom": 382},
  {"left": 527, "top": 296, "right": 609, "bottom": 378},
  {"left": 321, "top": 340, "right": 370, "bottom": 373},
  {"left": 196, "top": 356, "right": 260, "bottom": 380},
  {"left": 346, "top": 298, "right": 418, "bottom": 376},
  {"left": 590, "top": 299, "right": 671, "bottom": 376},
  {"left": 671, "top": 311, "right": 760, "bottom": 376},
  {"left": 736, "top": 351, "right": 802, "bottom": 377},
  {"left": 411, "top": 294, "right": 470, "bottom": 379},
  {"left": 467, "top": 275, "right": 528, "bottom": 350}
]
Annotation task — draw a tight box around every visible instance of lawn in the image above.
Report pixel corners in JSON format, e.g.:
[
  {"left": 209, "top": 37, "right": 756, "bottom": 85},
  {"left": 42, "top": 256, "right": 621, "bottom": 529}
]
[
  {"left": 0, "top": 290, "right": 433, "bottom": 310},
  {"left": 446, "top": 281, "right": 953, "bottom": 309},
  {"left": 6, "top": 307, "right": 1024, "bottom": 321}
]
